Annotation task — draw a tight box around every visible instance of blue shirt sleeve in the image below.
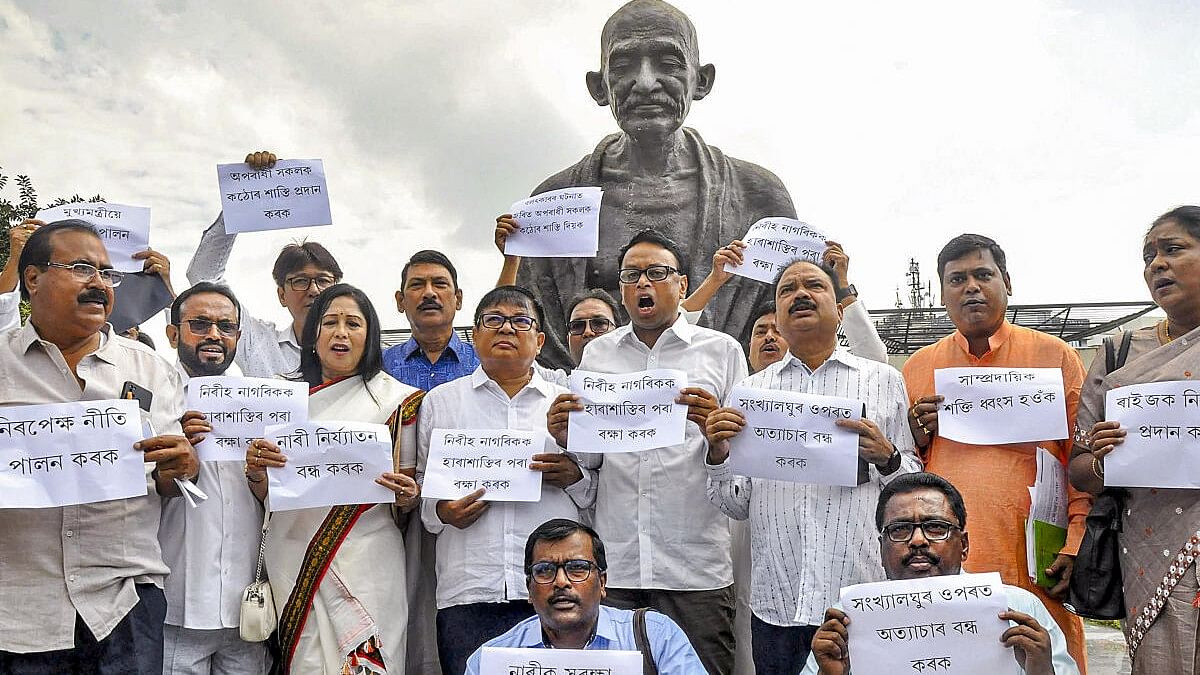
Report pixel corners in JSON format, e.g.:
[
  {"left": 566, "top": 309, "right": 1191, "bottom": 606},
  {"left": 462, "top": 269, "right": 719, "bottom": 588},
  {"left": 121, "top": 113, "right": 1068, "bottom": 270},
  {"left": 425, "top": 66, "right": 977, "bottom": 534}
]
[{"left": 646, "top": 612, "right": 706, "bottom": 674}]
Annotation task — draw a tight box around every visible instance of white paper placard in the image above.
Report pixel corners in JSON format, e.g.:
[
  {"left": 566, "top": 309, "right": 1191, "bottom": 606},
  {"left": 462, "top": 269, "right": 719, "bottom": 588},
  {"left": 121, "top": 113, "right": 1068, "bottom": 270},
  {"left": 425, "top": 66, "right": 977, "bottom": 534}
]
[
  {"left": 0, "top": 400, "right": 146, "bottom": 508},
  {"left": 186, "top": 377, "right": 308, "bottom": 462},
  {"left": 839, "top": 572, "right": 1016, "bottom": 675},
  {"left": 724, "top": 217, "right": 828, "bottom": 283},
  {"left": 421, "top": 428, "right": 545, "bottom": 502},
  {"left": 934, "top": 367, "right": 1068, "bottom": 445},
  {"left": 265, "top": 421, "right": 393, "bottom": 511},
  {"left": 567, "top": 369, "right": 687, "bottom": 453},
  {"left": 36, "top": 203, "right": 151, "bottom": 272},
  {"left": 480, "top": 646, "right": 642, "bottom": 674},
  {"left": 505, "top": 187, "right": 602, "bottom": 258},
  {"left": 726, "top": 385, "right": 863, "bottom": 486},
  {"left": 217, "top": 159, "right": 332, "bottom": 233},
  {"left": 1104, "top": 381, "right": 1200, "bottom": 488}
]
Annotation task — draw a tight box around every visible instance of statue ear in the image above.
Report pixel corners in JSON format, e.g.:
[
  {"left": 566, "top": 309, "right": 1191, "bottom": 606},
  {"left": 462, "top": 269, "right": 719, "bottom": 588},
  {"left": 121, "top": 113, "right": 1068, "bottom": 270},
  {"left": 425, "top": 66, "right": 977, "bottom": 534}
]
[
  {"left": 586, "top": 71, "right": 609, "bottom": 107},
  {"left": 693, "top": 63, "right": 716, "bottom": 100}
]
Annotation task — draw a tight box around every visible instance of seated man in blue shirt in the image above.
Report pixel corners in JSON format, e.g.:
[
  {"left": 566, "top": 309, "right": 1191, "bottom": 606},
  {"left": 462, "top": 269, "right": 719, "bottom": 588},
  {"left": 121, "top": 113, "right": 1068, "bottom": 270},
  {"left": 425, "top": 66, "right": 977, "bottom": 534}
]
[{"left": 465, "top": 518, "right": 704, "bottom": 675}]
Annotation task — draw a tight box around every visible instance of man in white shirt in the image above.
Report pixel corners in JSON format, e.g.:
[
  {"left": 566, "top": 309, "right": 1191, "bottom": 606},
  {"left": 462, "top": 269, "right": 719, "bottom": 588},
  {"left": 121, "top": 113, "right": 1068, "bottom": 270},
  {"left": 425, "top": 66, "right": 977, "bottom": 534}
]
[
  {"left": 801, "top": 472, "right": 1078, "bottom": 675},
  {"left": 185, "top": 150, "right": 342, "bottom": 379},
  {"left": 418, "top": 285, "right": 595, "bottom": 675},
  {"left": 548, "top": 229, "right": 748, "bottom": 674},
  {"left": 704, "top": 258, "right": 921, "bottom": 675},
  {"left": 158, "top": 282, "right": 269, "bottom": 674}
]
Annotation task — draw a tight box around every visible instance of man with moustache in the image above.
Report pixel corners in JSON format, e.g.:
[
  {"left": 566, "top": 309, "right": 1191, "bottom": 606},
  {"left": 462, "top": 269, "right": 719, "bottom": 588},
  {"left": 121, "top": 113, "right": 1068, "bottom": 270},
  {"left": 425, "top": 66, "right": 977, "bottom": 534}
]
[
  {"left": 901, "top": 235, "right": 1090, "bottom": 670},
  {"left": 705, "top": 258, "right": 919, "bottom": 675},
  {"left": 464, "top": 519, "right": 704, "bottom": 674},
  {"left": 0, "top": 220, "right": 198, "bottom": 673},
  {"left": 548, "top": 229, "right": 747, "bottom": 674},
  {"left": 157, "top": 282, "right": 269, "bottom": 674},
  {"left": 801, "top": 472, "right": 1078, "bottom": 674}
]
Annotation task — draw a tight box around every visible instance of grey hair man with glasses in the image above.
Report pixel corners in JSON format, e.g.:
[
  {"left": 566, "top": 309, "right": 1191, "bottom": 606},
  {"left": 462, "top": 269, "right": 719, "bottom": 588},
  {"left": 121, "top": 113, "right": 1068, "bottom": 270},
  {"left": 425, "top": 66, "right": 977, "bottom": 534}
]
[
  {"left": 187, "top": 150, "right": 343, "bottom": 378},
  {"left": 801, "top": 473, "right": 1078, "bottom": 675}
]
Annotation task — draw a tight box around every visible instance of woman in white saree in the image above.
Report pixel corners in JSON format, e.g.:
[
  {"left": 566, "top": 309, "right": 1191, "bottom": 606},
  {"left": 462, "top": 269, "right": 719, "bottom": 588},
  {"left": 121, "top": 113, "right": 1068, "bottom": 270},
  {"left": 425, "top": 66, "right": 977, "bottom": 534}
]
[{"left": 246, "top": 284, "right": 424, "bottom": 674}]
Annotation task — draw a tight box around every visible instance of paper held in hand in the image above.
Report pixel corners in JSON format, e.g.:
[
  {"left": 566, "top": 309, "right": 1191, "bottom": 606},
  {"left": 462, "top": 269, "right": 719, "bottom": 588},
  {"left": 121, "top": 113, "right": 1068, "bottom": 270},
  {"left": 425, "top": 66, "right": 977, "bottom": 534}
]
[
  {"left": 480, "top": 646, "right": 642, "bottom": 674},
  {"left": 0, "top": 399, "right": 146, "bottom": 509},
  {"left": 724, "top": 217, "right": 828, "bottom": 284},
  {"left": 421, "top": 428, "right": 545, "bottom": 502},
  {"left": 726, "top": 385, "right": 863, "bottom": 487},
  {"left": 839, "top": 572, "right": 1015, "bottom": 674},
  {"left": 1026, "top": 447, "right": 1068, "bottom": 586},
  {"left": 185, "top": 377, "right": 308, "bottom": 462},
  {"left": 1104, "top": 380, "right": 1200, "bottom": 488},
  {"left": 217, "top": 159, "right": 332, "bottom": 233},
  {"left": 933, "top": 367, "right": 1068, "bottom": 445},
  {"left": 264, "top": 421, "right": 393, "bottom": 512},
  {"left": 567, "top": 369, "right": 687, "bottom": 453},
  {"left": 505, "top": 186, "right": 602, "bottom": 257},
  {"left": 36, "top": 202, "right": 151, "bottom": 273}
]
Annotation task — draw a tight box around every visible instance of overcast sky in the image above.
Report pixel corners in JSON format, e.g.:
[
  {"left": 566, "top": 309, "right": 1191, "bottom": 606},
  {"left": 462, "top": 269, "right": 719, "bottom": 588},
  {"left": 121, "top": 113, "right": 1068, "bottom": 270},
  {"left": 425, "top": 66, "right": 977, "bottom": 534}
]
[{"left": 2, "top": 0, "right": 1196, "bottom": 337}]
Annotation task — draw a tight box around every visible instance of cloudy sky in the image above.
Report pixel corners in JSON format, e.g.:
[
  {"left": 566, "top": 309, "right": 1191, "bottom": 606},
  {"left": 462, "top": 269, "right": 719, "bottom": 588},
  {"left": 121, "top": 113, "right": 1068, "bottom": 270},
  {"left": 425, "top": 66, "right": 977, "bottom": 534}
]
[{"left": 2, "top": 0, "right": 1197, "bottom": 338}]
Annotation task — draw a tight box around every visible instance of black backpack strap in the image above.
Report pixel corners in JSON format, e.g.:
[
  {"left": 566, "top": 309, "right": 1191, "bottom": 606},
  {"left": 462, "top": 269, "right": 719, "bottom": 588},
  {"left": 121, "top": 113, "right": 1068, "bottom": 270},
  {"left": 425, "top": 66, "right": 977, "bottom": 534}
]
[
  {"left": 1103, "top": 336, "right": 1116, "bottom": 375},
  {"left": 633, "top": 608, "right": 658, "bottom": 675},
  {"left": 1115, "top": 330, "right": 1134, "bottom": 371}
]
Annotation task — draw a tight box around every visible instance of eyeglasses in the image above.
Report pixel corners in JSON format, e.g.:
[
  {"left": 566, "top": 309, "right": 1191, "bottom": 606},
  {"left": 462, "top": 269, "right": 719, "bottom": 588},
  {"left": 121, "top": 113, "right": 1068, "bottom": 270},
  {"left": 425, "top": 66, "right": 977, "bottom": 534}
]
[
  {"left": 618, "top": 265, "right": 678, "bottom": 285},
  {"left": 285, "top": 275, "right": 337, "bottom": 292},
  {"left": 567, "top": 317, "right": 614, "bottom": 336},
  {"left": 41, "top": 262, "right": 124, "bottom": 287},
  {"left": 881, "top": 520, "right": 961, "bottom": 543},
  {"left": 528, "top": 559, "right": 602, "bottom": 584},
  {"left": 479, "top": 313, "right": 537, "bottom": 332},
  {"left": 177, "top": 319, "right": 240, "bottom": 337}
]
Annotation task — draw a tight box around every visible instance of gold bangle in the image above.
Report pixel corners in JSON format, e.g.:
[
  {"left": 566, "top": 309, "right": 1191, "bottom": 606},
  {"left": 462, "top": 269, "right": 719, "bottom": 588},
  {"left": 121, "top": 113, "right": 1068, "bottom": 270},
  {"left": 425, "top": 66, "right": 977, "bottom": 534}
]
[{"left": 1091, "top": 454, "right": 1105, "bottom": 480}]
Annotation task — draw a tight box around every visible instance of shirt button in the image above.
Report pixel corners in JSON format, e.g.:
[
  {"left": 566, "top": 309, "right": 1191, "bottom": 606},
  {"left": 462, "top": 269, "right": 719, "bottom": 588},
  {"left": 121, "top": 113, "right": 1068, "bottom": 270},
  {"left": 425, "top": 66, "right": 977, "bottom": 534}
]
[
  {"left": 68, "top": 575, "right": 77, "bottom": 583},
  {"left": 1164, "top": 550, "right": 1172, "bottom": 557},
  {"left": 1126, "top": 509, "right": 1132, "bottom": 516},
  {"left": 65, "top": 530, "right": 73, "bottom": 538},
  {"left": 1177, "top": 508, "right": 1184, "bottom": 515},
  {"left": 1123, "top": 547, "right": 1128, "bottom": 555}
]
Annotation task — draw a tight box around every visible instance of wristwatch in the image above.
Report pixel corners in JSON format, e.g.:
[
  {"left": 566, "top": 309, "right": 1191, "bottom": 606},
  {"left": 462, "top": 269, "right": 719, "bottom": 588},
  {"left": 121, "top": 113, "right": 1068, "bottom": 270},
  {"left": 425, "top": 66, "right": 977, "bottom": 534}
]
[{"left": 836, "top": 284, "right": 858, "bottom": 302}]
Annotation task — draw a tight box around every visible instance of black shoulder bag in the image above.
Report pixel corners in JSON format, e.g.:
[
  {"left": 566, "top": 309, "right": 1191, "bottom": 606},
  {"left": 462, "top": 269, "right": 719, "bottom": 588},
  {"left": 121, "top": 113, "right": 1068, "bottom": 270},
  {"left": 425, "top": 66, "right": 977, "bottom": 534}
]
[{"left": 633, "top": 607, "right": 659, "bottom": 675}]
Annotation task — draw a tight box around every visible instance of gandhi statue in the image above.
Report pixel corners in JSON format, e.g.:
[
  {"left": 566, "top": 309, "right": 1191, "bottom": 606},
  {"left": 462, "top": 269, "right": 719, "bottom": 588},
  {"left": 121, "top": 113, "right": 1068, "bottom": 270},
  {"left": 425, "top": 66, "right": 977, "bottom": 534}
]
[{"left": 519, "top": 0, "right": 796, "bottom": 369}]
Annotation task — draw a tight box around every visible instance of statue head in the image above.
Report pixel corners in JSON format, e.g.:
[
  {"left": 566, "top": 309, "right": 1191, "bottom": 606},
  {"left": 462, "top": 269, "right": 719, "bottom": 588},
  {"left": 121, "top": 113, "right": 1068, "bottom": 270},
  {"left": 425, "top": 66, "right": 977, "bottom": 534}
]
[{"left": 587, "top": 0, "right": 716, "bottom": 139}]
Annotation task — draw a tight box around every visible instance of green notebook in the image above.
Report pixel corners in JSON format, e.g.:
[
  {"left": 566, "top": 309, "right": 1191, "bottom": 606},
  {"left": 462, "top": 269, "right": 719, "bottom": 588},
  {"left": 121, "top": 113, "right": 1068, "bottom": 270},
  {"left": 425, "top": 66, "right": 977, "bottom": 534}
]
[{"left": 1030, "top": 519, "right": 1068, "bottom": 588}]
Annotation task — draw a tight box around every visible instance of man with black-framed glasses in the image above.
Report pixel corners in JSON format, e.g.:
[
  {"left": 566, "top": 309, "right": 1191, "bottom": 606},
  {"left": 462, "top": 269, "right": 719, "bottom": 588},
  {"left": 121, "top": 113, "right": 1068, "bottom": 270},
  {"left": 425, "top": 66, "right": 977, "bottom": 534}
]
[
  {"left": 801, "top": 472, "right": 1078, "bottom": 674},
  {"left": 464, "top": 518, "right": 704, "bottom": 674}
]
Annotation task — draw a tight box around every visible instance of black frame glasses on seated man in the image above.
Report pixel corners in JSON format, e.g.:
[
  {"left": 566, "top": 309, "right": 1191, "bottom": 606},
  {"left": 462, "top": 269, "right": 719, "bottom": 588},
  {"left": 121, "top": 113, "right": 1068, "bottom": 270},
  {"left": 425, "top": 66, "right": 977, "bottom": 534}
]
[
  {"left": 527, "top": 559, "right": 603, "bottom": 585},
  {"left": 285, "top": 274, "right": 337, "bottom": 292},
  {"left": 41, "top": 262, "right": 125, "bottom": 287},
  {"left": 176, "top": 319, "right": 240, "bottom": 337},
  {"left": 617, "top": 265, "right": 679, "bottom": 285},
  {"left": 881, "top": 520, "right": 961, "bottom": 543},
  {"left": 567, "top": 317, "right": 615, "bottom": 336},
  {"left": 478, "top": 313, "right": 538, "bottom": 332}
]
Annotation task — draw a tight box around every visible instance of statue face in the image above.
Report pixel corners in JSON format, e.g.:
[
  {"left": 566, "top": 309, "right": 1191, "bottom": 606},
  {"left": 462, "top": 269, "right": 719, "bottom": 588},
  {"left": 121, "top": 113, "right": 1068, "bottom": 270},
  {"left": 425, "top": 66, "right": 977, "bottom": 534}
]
[{"left": 590, "top": 2, "right": 713, "bottom": 138}]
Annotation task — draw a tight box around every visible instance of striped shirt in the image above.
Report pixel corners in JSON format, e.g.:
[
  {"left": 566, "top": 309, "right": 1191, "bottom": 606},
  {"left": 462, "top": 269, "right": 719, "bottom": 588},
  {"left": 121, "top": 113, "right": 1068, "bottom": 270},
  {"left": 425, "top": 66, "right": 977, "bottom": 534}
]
[{"left": 706, "top": 349, "right": 921, "bottom": 626}]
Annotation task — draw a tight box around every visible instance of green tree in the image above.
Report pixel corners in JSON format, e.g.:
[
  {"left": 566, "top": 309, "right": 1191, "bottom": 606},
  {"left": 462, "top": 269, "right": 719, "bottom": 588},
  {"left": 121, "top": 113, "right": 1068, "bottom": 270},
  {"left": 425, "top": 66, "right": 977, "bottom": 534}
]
[{"left": 0, "top": 165, "right": 105, "bottom": 269}]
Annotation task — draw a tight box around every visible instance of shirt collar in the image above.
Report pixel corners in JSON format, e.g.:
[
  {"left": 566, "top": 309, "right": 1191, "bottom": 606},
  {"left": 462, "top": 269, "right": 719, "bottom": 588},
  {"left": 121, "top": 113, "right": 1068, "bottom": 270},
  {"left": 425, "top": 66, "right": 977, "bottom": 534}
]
[
  {"left": 469, "top": 363, "right": 555, "bottom": 397},
  {"left": 776, "top": 346, "right": 859, "bottom": 375},
  {"left": 513, "top": 605, "right": 622, "bottom": 648},
  {"left": 279, "top": 323, "right": 300, "bottom": 348},
  {"left": 616, "top": 312, "right": 694, "bottom": 349},
  {"left": 18, "top": 320, "right": 116, "bottom": 364},
  {"left": 951, "top": 319, "right": 1013, "bottom": 357},
  {"left": 401, "top": 331, "right": 467, "bottom": 362}
]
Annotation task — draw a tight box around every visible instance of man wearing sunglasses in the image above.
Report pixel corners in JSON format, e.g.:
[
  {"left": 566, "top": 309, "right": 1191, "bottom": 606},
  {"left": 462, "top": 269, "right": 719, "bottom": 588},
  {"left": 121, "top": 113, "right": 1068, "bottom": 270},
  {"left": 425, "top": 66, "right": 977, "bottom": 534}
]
[
  {"left": 802, "top": 472, "right": 1078, "bottom": 674},
  {"left": 187, "top": 150, "right": 343, "bottom": 378},
  {"left": 158, "top": 282, "right": 269, "bottom": 674},
  {"left": 464, "top": 518, "right": 704, "bottom": 674}
]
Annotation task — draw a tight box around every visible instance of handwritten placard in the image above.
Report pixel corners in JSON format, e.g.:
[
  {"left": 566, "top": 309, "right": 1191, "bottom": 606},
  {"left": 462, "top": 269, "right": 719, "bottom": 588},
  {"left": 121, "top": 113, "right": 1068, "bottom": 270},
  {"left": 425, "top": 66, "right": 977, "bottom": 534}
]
[
  {"left": 505, "top": 187, "right": 602, "bottom": 258},
  {"left": 480, "top": 646, "right": 642, "bottom": 675},
  {"left": 567, "top": 369, "right": 687, "bottom": 453},
  {"left": 185, "top": 377, "right": 308, "bottom": 462},
  {"left": 1104, "top": 381, "right": 1200, "bottom": 488},
  {"left": 216, "top": 159, "right": 332, "bottom": 233},
  {"left": 422, "top": 428, "right": 544, "bottom": 502},
  {"left": 0, "top": 400, "right": 146, "bottom": 508},
  {"left": 36, "top": 202, "right": 151, "bottom": 272},
  {"left": 840, "top": 572, "right": 1014, "bottom": 674},
  {"left": 934, "top": 367, "right": 1067, "bottom": 445},
  {"left": 724, "top": 217, "right": 827, "bottom": 284},
  {"left": 264, "top": 421, "right": 393, "bottom": 511},
  {"left": 726, "top": 385, "right": 863, "bottom": 486}
]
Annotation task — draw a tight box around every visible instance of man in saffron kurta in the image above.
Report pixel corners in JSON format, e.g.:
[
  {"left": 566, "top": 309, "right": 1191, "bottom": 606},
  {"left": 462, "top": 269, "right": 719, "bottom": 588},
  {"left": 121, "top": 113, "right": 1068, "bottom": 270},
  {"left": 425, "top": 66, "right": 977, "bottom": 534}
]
[{"left": 901, "top": 234, "right": 1091, "bottom": 672}]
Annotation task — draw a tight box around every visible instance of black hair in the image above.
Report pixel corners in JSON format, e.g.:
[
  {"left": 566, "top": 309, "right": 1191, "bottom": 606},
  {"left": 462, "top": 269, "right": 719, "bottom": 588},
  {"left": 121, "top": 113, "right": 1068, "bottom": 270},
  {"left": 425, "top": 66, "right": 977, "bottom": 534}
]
[
  {"left": 936, "top": 234, "right": 1008, "bottom": 285},
  {"left": 170, "top": 281, "right": 242, "bottom": 326},
  {"left": 474, "top": 285, "right": 546, "bottom": 329},
  {"left": 401, "top": 249, "right": 459, "bottom": 289},
  {"left": 617, "top": 228, "right": 688, "bottom": 279},
  {"left": 751, "top": 300, "right": 777, "bottom": 323},
  {"left": 271, "top": 240, "right": 342, "bottom": 288},
  {"left": 771, "top": 258, "right": 840, "bottom": 292},
  {"left": 127, "top": 328, "right": 155, "bottom": 350},
  {"left": 17, "top": 219, "right": 102, "bottom": 300},
  {"left": 294, "top": 283, "right": 383, "bottom": 388},
  {"left": 875, "top": 472, "right": 968, "bottom": 532},
  {"left": 524, "top": 518, "right": 608, "bottom": 574},
  {"left": 566, "top": 288, "right": 622, "bottom": 324},
  {"left": 1149, "top": 205, "right": 1200, "bottom": 241}
]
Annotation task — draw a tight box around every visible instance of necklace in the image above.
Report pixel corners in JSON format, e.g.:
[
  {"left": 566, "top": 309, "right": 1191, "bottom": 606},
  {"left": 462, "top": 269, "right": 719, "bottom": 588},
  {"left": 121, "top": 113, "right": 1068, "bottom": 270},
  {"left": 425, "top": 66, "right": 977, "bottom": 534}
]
[{"left": 1157, "top": 319, "right": 1174, "bottom": 345}]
